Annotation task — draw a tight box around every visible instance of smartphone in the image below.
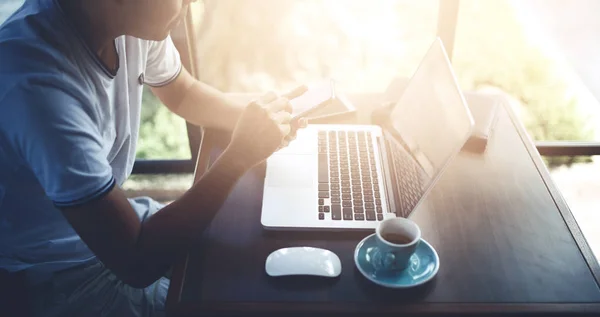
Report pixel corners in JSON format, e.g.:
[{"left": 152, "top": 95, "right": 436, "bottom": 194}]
[{"left": 290, "top": 79, "right": 336, "bottom": 120}]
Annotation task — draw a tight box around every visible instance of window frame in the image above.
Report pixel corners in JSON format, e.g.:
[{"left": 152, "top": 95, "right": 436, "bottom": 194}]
[
  {"left": 131, "top": 0, "right": 600, "bottom": 175},
  {"left": 436, "top": 0, "right": 600, "bottom": 158}
]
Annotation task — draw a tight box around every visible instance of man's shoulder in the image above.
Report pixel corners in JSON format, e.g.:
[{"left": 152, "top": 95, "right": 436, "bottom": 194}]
[
  {"left": 0, "top": 80, "right": 93, "bottom": 136},
  {"left": 0, "top": 15, "right": 98, "bottom": 141},
  {"left": 0, "top": 0, "right": 63, "bottom": 50},
  {"left": 0, "top": 39, "right": 87, "bottom": 113},
  {"left": 0, "top": 73, "right": 91, "bottom": 130},
  {"left": 0, "top": 0, "right": 80, "bottom": 90}
]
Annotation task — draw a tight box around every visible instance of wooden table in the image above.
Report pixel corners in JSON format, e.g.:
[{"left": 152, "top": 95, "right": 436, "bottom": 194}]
[{"left": 166, "top": 80, "right": 600, "bottom": 316}]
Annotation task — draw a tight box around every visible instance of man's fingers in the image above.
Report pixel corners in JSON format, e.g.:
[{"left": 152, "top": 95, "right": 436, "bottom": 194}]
[
  {"left": 271, "top": 111, "right": 292, "bottom": 124},
  {"left": 279, "top": 123, "right": 291, "bottom": 137},
  {"left": 259, "top": 91, "right": 278, "bottom": 104},
  {"left": 282, "top": 85, "right": 308, "bottom": 100},
  {"left": 284, "top": 133, "right": 296, "bottom": 142},
  {"left": 267, "top": 97, "right": 292, "bottom": 113}
]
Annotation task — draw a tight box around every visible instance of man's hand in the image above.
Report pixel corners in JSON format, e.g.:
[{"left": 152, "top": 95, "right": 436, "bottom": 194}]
[
  {"left": 278, "top": 117, "right": 308, "bottom": 150},
  {"left": 153, "top": 67, "right": 312, "bottom": 137},
  {"left": 226, "top": 86, "right": 307, "bottom": 168}
]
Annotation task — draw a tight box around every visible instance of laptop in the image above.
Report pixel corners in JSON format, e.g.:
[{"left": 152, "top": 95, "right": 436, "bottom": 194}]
[{"left": 260, "top": 38, "right": 475, "bottom": 231}]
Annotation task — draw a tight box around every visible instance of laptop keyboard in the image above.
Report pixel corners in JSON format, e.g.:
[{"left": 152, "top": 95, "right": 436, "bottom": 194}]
[
  {"left": 317, "top": 130, "right": 383, "bottom": 221},
  {"left": 389, "top": 140, "right": 424, "bottom": 218}
]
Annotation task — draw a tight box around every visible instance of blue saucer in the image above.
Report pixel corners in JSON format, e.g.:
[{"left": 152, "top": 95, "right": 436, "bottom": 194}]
[{"left": 354, "top": 233, "right": 439, "bottom": 288}]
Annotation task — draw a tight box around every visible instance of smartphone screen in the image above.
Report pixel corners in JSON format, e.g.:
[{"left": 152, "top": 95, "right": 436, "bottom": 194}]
[{"left": 290, "top": 79, "right": 335, "bottom": 119}]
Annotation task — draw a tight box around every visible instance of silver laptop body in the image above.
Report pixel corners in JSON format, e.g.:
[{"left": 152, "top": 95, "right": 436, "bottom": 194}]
[{"left": 261, "top": 38, "right": 475, "bottom": 231}]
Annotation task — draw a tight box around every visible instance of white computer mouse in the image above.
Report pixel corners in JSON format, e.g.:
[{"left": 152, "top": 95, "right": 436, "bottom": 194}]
[{"left": 265, "top": 247, "right": 342, "bottom": 277}]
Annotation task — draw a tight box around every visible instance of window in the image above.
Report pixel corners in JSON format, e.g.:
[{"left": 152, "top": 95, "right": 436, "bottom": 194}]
[
  {"left": 548, "top": 155, "right": 600, "bottom": 261},
  {"left": 138, "top": 88, "right": 191, "bottom": 160},
  {"left": 129, "top": 85, "right": 192, "bottom": 203},
  {"left": 189, "top": 0, "right": 441, "bottom": 94},
  {"left": 452, "top": 0, "right": 600, "bottom": 145}
]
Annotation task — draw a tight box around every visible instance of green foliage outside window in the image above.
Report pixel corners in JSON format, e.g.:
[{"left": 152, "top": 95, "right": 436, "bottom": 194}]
[
  {"left": 138, "top": 0, "right": 595, "bottom": 169},
  {"left": 137, "top": 87, "right": 190, "bottom": 160}
]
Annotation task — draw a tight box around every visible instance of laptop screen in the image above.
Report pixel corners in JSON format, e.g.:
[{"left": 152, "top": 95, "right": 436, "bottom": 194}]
[{"left": 387, "top": 38, "right": 474, "bottom": 200}]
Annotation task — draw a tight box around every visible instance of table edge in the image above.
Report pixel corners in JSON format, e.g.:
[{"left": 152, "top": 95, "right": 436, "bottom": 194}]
[
  {"left": 170, "top": 302, "right": 600, "bottom": 316},
  {"left": 500, "top": 95, "right": 600, "bottom": 287}
]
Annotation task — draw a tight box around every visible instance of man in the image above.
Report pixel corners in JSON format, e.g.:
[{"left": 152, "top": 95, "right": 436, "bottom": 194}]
[{"left": 0, "top": 0, "right": 306, "bottom": 316}]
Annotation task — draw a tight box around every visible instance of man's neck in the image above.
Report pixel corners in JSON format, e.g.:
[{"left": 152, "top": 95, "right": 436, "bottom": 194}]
[{"left": 58, "top": 0, "right": 120, "bottom": 73}]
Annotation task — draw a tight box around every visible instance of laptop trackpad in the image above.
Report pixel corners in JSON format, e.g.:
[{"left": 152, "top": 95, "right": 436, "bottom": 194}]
[{"left": 265, "top": 155, "right": 315, "bottom": 188}]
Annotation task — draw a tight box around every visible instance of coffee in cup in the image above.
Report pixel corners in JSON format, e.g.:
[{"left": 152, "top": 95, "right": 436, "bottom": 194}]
[
  {"left": 381, "top": 232, "right": 414, "bottom": 245},
  {"left": 374, "top": 217, "right": 421, "bottom": 271}
]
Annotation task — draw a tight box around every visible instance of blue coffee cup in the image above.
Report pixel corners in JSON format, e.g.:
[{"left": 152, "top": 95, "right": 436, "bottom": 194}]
[{"left": 374, "top": 217, "right": 421, "bottom": 271}]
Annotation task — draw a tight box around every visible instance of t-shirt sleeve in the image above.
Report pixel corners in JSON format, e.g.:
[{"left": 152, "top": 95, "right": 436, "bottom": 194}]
[
  {"left": 144, "top": 35, "right": 183, "bottom": 87},
  {"left": 0, "top": 84, "right": 115, "bottom": 208}
]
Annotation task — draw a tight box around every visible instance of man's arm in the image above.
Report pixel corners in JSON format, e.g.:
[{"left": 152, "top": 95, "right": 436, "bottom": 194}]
[
  {"left": 57, "top": 86, "right": 305, "bottom": 288},
  {"left": 60, "top": 150, "right": 248, "bottom": 288},
  {"left": 150, "top": 67, "right": 245, "bottom": 132}
]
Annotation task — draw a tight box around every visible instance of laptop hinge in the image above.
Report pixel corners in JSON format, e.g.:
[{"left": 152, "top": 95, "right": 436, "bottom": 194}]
[{"left": 377, "top": 134, "right": 400, "bottom": 217}]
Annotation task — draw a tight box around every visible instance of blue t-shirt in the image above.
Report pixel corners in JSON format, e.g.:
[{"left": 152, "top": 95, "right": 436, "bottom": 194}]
[{"left": 0, "top": 0, "right": 182, "bottom": 273}]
